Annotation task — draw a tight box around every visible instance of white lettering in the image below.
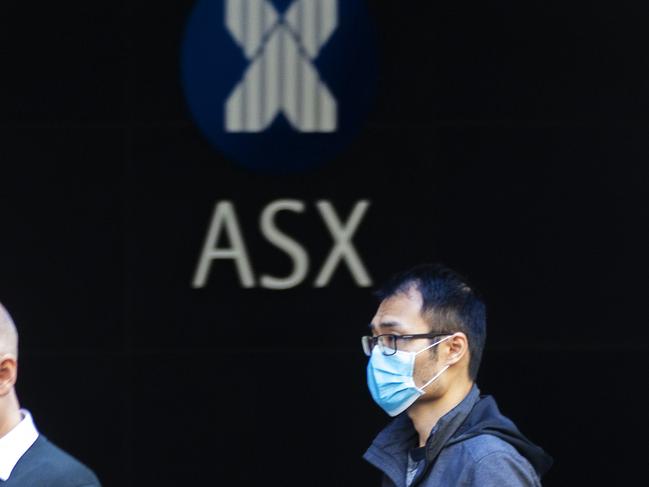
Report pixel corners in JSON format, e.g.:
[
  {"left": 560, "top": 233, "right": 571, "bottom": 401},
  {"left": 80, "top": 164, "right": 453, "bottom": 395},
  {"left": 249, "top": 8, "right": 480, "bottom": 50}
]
[
  {"left": 259, "top": 200, "right": 310, "bottom": 289},
  {"left": 314, "top": 200, "right": 372, "bottom": 287},
  {"left": 192, "top": 201, "right": 256, "bottom": 288}
]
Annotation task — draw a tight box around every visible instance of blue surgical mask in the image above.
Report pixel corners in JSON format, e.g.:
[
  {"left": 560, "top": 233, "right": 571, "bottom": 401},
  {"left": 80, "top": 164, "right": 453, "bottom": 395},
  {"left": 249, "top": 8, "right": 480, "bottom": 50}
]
[{"left": 366, "top": 335, "right": 453, "bottom": 417}]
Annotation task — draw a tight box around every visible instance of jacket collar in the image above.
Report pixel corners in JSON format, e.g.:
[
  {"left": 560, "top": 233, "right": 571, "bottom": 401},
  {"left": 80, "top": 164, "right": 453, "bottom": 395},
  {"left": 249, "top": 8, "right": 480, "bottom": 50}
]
[
  {"left": 423, "top": 384, "right": 480, "bottom": 463},
  {"left": 363, "top": 384, "right": 480, "bottom": 487}
]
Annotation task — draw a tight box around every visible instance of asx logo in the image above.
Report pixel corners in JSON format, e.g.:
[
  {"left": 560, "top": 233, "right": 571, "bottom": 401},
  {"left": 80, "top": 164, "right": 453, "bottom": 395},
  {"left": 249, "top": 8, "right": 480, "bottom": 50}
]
[
  {"left": 181, "top": 0, "right": 378, "bottom": 172},
  {"left": 192, "top": 199, "right": 373, "bottom": 290},
  {"left": 225, "top": 0, "right": 338, "bottom": 133}
]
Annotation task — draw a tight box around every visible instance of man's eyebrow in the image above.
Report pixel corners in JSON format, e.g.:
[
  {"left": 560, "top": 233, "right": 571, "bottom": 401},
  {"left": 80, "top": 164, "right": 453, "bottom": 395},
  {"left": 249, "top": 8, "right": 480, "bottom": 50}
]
[{"left": 368, "top": 321, "right": 405, "bottom": 330}]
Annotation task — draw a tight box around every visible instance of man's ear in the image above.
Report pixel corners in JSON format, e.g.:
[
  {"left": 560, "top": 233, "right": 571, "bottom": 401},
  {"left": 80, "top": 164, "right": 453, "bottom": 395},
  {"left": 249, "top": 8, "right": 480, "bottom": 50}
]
[
  {"left": 445, "top": 333, "right": 468, "bottom": 366},
  {"left": 0, "top": 355, "right": 18, "bottom": 396}
]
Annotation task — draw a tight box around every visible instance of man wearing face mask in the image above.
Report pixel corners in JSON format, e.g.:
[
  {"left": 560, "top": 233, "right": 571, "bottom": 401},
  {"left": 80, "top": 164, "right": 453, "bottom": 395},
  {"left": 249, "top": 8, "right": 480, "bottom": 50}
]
[{"left": 362, "top": 264, "right": 552, "bottom": 486}]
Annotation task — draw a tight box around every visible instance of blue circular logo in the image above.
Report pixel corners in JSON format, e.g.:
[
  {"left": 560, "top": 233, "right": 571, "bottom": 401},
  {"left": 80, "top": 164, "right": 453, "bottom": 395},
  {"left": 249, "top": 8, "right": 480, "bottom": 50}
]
[{"left": 181, "top": 0, "right": 378, "bottom": 172}]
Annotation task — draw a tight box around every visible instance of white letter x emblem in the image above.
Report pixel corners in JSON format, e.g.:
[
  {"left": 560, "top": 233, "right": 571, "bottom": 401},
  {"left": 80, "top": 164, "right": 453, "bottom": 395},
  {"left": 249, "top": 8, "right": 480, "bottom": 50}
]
[{"left": 225, "top": 0, "right": 338, "bottom": 133}]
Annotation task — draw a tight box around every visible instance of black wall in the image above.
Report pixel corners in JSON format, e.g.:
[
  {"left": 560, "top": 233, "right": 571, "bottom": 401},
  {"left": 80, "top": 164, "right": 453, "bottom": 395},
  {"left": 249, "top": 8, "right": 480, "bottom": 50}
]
[{"left": 1, "top": 1, "right": 648, "bottom": 485}]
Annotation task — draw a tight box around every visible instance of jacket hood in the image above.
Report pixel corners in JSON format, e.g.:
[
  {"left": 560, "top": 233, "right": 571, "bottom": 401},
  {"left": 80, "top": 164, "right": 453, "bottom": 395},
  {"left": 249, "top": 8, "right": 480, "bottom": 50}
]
[{"left": 447, "top": 394, "right": 554, "bottom": 477}]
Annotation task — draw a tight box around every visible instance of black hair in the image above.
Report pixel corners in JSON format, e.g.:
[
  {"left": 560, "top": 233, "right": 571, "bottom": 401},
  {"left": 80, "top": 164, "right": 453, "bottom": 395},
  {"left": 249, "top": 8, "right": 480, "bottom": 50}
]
[{"left": 375, "top": 263, "right": 486, "bottom": 380}]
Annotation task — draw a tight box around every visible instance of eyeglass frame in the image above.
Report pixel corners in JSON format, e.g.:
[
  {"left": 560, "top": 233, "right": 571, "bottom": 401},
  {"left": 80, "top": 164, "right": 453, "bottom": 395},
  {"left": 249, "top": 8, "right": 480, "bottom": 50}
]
[{"left": 361, "top": 332, "right": 455, "bottom": 357}]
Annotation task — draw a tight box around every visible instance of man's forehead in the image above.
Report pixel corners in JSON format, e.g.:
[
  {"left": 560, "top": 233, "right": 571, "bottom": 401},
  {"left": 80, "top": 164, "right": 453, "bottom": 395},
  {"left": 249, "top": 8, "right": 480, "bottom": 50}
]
[
  {"left": 371, "top": 289, "right": 426, "bottom": 329},
  {"left": 377, "top": 288, "right": 422, "bottom": 315}
]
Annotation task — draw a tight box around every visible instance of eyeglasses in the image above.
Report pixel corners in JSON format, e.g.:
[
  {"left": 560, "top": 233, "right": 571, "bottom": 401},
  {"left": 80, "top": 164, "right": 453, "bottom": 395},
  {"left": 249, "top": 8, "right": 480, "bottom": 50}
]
[{"left": 361, "top": 333, "right": 453, "bottom": 356}]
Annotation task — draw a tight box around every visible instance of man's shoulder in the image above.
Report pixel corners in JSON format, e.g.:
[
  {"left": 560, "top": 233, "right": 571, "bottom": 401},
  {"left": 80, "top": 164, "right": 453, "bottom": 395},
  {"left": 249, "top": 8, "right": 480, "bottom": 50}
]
[
  {"left": 11, "top": 435, "right": 101, "bottom": 486},
  {"left": 456, "top": 433, "right": 523, "bottom": 463},
  {"left": 447, "top": 434, "right": 540, "bottom": 485}
]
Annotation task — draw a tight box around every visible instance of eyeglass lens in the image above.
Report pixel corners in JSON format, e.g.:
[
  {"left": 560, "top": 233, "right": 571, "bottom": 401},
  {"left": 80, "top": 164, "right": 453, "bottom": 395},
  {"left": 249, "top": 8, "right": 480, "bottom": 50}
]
[{"left": 362, "top": 335, "right": 399, "bottom": 356}]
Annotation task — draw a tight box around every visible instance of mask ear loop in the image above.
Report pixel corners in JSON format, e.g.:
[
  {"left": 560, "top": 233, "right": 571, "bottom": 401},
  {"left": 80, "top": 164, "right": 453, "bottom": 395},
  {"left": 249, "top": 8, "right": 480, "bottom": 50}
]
[
  {"left": 414, "top": 333, "right": 454, "bottom": 356},
  {"left": 415, "top": 334, "right": 455, "bottom": 392},
  {"left": 419, "top": 364, "right": 449, "bottom": 391}
]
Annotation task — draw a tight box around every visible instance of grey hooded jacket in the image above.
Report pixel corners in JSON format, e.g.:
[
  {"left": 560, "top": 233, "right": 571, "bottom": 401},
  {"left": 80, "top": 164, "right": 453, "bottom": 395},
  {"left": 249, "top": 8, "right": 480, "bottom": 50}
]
[{"left": 363, "top": 385, "right": 552, "bottom": 487}]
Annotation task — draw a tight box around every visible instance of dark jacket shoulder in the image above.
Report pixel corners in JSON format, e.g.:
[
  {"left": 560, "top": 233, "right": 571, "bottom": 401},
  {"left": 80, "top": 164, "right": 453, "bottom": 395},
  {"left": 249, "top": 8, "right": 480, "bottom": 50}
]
[
  {"left": 364, "top": 385, "right": 552, "bottom": 487},
  {"left": 5, "top": 435, "right": 101, "bottom": 487}
]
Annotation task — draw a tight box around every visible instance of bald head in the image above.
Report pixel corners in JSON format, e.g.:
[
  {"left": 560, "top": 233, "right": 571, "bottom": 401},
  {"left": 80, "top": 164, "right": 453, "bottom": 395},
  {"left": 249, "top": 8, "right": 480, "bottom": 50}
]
[{"left": 0, "top": 303, "right": 18, "bottom": 358}]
